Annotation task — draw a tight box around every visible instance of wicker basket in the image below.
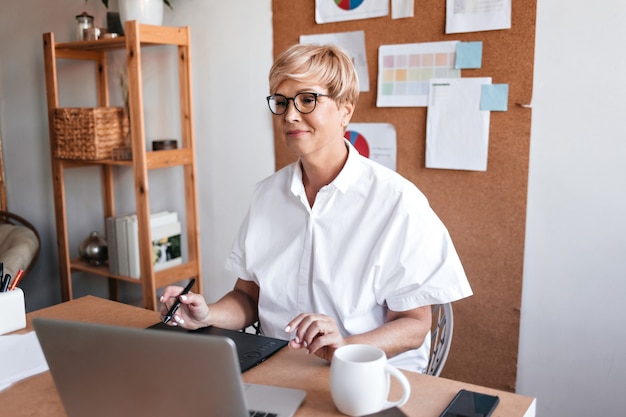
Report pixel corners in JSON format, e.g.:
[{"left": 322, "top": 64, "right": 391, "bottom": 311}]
[{"left": 52, "top": 107, "right": 129, "bottom": 160}]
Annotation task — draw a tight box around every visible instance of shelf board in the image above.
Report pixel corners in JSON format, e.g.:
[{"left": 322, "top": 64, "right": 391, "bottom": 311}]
[
  {"left": 53, "top": 24, "right": 188, "bottom": 54},
  {"left": 55, "top": 148, "right": 194, "bottom": 169},
  {"left": 147, "top": 148, "right": 194, "bottom": 169},
  {"left": 55, "top": 37, "right": 127, "bottom": 52},
  {"left": 70, "top": 258, "right": 139, "bottom": 283},
  {"left": 58, "top": 159, "right": 133, "bottom": 168},
  {"left": 70, "top": 258, "right": 199, "bottom": 286}
]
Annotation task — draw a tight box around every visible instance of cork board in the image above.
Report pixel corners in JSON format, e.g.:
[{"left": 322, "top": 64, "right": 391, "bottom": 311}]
[{"left": 271, "top": 1, "right": 536, "bottom": 391}]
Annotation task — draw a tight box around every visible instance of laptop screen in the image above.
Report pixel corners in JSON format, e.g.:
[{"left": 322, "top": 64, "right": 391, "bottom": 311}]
[{"left": 33, "top": 318, "right": 305, "bottom": 417}]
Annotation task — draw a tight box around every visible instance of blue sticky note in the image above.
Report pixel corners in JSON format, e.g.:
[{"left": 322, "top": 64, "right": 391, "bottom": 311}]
[
  {"left": 480, "top": 84, "right": 509, "bottom": 111},
  {"left": 455, "top": 41, "right": 483, "bottom": 69}
]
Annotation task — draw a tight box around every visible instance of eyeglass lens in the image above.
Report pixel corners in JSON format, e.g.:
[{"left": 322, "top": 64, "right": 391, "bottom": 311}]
[{"left": 267, "top": 93, "right": 320, "bottom": 115}]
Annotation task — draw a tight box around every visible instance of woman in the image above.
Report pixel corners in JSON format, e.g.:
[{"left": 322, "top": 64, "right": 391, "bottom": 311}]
[{"left": 160, "top": 43, "right": 472, "bottom": 373}]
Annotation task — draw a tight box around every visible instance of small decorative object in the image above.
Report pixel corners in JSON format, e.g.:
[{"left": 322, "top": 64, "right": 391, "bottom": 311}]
[
  {"left": 78, "top": 231, "right": 108, "bottom": 266},
  {"left": 83, "top": 27, "right": 101, "bottom": 41},
  {"left": 152, "top": 139, "right": 177, "bottom": 151},
  {"left": 75, "top": 12, "right": 94, "bottom": 41}
]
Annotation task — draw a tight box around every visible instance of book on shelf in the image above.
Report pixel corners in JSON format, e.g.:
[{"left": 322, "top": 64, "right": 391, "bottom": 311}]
[
  {"left": 106, "top": 211, "right": 179, "bottom": 278},
  {"left": 105, "top": 214, "right": 133, "bottom": 276},
  {"left": 115, "top": 214, "right": 132, "bottom": 277},
  {"left": 105, "top": 217, "right": 118, "bottom": 275}
]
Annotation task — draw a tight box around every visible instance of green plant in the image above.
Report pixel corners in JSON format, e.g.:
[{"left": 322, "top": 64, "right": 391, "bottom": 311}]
[{"left": 89, "top": 1, "right": 173, "bottom": 10}]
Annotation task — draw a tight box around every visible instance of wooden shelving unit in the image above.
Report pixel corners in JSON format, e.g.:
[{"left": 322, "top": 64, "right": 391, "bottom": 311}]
[{"left": 42, "top": 21, "right": 202, "bottom": 310}]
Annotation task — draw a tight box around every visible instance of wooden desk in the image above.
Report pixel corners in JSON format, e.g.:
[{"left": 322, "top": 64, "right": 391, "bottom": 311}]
[{"left": 2, "top": 296, "right": 536, "bottom": 417}]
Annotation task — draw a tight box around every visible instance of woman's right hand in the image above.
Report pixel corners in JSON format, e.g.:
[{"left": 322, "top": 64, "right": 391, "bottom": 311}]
[{"left": 159, "top": 286, "right": 210, "bottom": 329}]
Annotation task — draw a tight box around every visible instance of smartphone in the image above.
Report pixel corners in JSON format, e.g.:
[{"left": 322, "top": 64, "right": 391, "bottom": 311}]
[{"left": 438, "top": 389, "right": 500, "bottom": 417}]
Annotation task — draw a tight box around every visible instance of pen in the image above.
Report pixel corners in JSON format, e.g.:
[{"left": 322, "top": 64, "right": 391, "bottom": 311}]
[
  {"left": 163, "top": 278, "right": 196, "bottom": 324},
  {"left": 9, "top": 269, "right": 24, "bottom": 291},
  {"left": 0, "top": 273, "right": 11, "bottom": 292}
]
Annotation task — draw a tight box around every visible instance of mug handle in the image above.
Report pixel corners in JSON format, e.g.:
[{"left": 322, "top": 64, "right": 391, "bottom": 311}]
[{"left": 383, "top": 364, "right": 412, "bottom": 409}]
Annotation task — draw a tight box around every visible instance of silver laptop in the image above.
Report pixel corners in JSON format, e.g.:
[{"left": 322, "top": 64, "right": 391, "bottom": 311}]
[{"left": 33, "top": 318, "right": 306, "bottom": 417}]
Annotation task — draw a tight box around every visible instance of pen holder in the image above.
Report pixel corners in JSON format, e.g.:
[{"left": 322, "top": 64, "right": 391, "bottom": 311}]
[{"left": 0, "top": 288, "right": 26, "bottom": 335}]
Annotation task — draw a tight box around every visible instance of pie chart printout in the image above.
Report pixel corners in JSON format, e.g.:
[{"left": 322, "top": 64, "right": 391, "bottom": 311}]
[
  {"left": 335, "top": 0, "right": 365, "bottom": 11},
  {"left": 316, "top": 0, "right": 386, "bottom": 24},
  {"left": 344, "top": 123, "right": 396, "bottom": 171},
  {"left": 344, "top": 130, "right": 370, "bottom": 158}
]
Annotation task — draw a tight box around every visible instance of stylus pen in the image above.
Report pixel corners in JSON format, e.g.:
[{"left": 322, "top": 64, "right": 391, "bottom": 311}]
[{"left": 163, "top": 278, "right": 196, "bottom": 324}]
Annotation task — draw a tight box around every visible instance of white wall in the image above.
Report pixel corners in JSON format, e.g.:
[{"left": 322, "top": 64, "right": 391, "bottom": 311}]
[
  {"left": 166, "top": 1, "right": 275, "bottom": 301},
  {"left": 517, "top": 0, "right": 626, "bottom": 415},
  {"left": 3, "top": 1, "right": 626, "bottom": 415},
  {"left": 0, "top": 0, "right": 274, "bottom": 309}
]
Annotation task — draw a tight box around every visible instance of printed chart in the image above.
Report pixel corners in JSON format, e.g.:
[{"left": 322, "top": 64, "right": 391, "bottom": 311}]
[
  {"left": 335, "top": 0, "right": 365, "bottom": 10},
  {"left": 377, "top": 41, "right": 460, "bottom": 107},
  {"left": 344, "top": 130, "right": 370, "bottom": 158},
  {"left": 316, "top": 0, "right": 388, "bottom": 23},
  {"left": 345, "top": 123, "right": 396, "bottom": 171}
]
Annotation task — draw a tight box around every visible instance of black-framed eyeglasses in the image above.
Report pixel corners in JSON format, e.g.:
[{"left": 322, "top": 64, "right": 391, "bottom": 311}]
[{"left": 266, "top": 92, "right": 330, "bottom": 115}]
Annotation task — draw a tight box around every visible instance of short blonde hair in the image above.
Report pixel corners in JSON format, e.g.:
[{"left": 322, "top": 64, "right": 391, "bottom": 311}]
[{"left": 269, "top": 44, "right": 360, "bottom": 107}]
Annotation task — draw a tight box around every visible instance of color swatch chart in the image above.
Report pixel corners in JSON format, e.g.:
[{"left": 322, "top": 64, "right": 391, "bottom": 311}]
[{"left": 377, "top": 41, "right": 460, "bottom": 107}]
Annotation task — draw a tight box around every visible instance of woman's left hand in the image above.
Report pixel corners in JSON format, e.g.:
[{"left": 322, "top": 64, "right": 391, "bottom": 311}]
[{"left": 284, "top": 313, "right": 347, "bottom": 362}]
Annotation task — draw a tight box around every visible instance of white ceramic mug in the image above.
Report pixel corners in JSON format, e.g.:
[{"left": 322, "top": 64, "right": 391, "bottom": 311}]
[{"left": 330, "top": 344, "right": 411, "bottom": 416}]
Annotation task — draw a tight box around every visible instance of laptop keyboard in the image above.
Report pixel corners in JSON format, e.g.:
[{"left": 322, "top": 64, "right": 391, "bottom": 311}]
[{"left": 249, "top": 411, "right": 278, "bottom": 417}]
